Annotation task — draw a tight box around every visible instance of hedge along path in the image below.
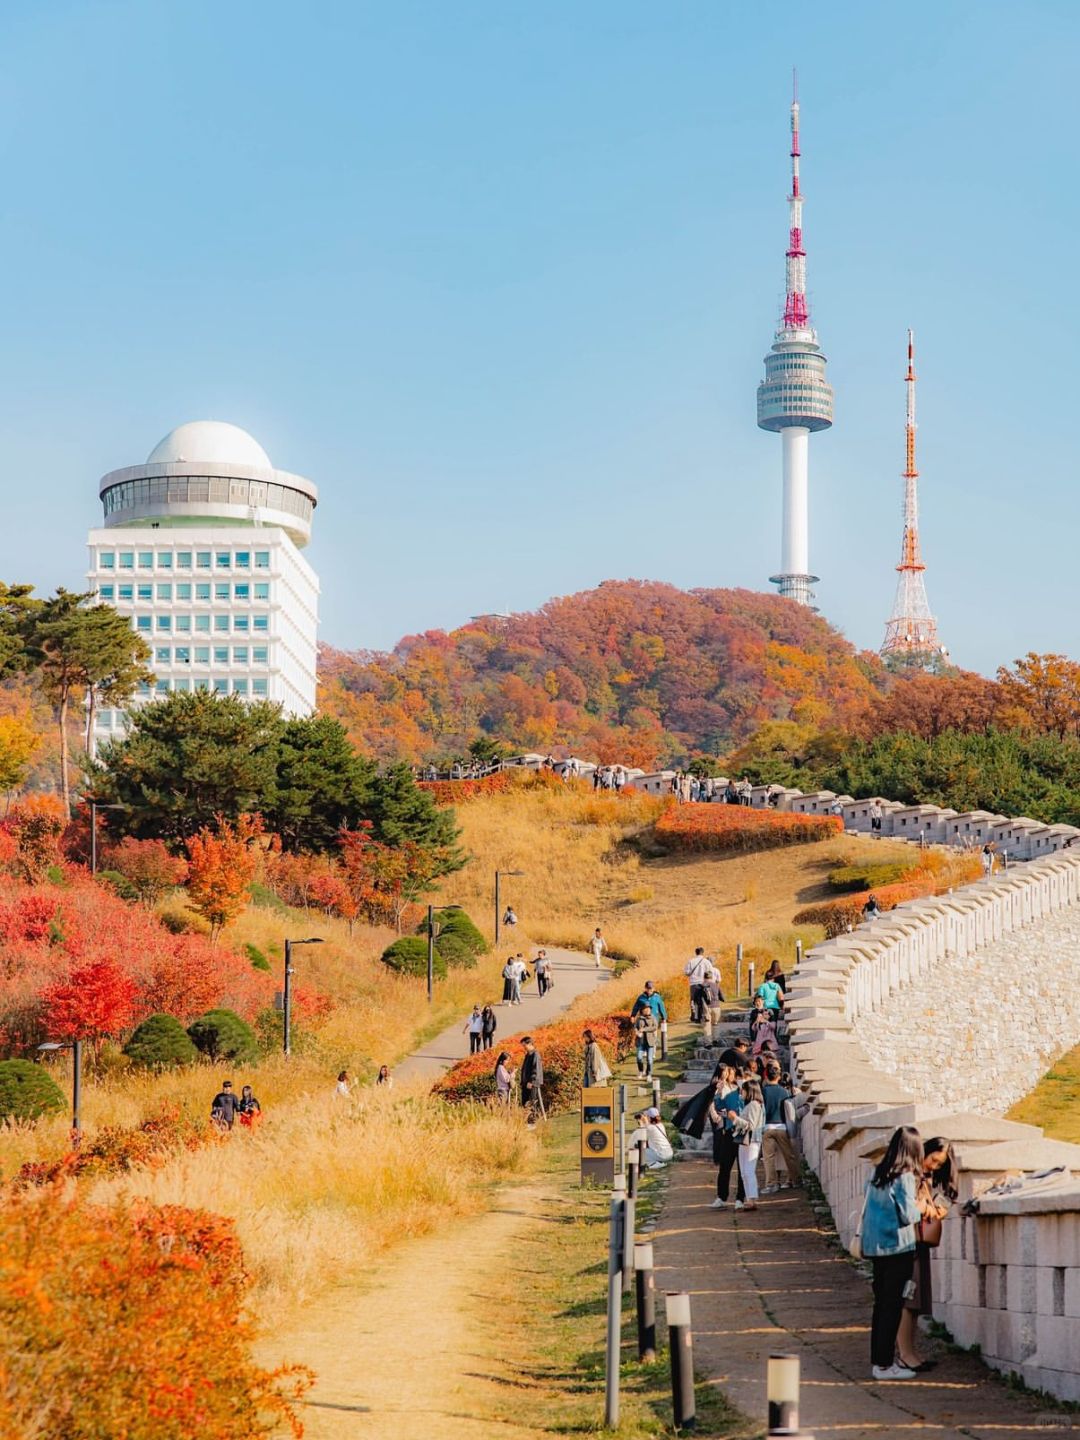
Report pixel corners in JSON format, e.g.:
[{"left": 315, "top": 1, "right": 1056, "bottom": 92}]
[
  {"left": 262, "top": 945, "right": 614, "bottom": 1440},
  {"left": 395, "top": 942, "right": 612, "bottom": 1084}
]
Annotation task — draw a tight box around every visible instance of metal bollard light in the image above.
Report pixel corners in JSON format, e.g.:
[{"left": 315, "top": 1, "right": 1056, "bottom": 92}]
[
  {"left": 618, "top": 1083, "right": 628, "bottom": 1176},
  {"left": 666, "top": 1291, "right": 696, "bottom": 1430},
  {"left": 660, "top": 1020, "right": 668, "bottom": 1060},
  {"left": 767, "top": 1352, "right": 814, "bottom": 1437},
  {"left": 747, "top": 961, "right": 755, "bottom": 1003},
  {"left": 795, "top": 938, "right": 803, "bottom": 967},
  {"left": 736, "top": 942, "right": 743, "bottom": 997},
  {"left": 627, "top": 1153, "right": 640, "bottom": 1200},
  {"left": 622, "top": 1163, "right": 637, "bottom": 1294},
  {"left": 604, "top": 1193, "right": 625, "bottom": 1428},
  {"left": 635, "top": 1242, "right": 657, "bottom": 1363},
  {"left": 651, "top": 1077, "right": 662, "bottom": 1114}
]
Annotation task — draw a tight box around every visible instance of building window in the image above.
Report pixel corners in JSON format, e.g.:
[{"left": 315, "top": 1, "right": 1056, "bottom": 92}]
[
  {"left": 253, "top": 615, "right": 269, "bottom": 633},
  {"left": 195, "top": 616, "right": 211, "bottom": 633},
  {"left": 175, "top": 647, "right": 190, "bottom": 664},
  {"left": 197, "top": 551, "right": 211, "bottom": 569},
  {"left": 214, "top": 582, "right": 230, "bottom": 600},
  {"left": 177, "top": 551, "right": 192, "bottom": 568},
  {"left": 119, "top": 552, "right": 134, "bottom": 569},
  {"left": 235, "top": 551, "right": 250, "bottom": 568},
  {"left": 119, "top": 584, "right": 134, "bottom": 601},
  {"left": 233, "top": 615, "right": 250, "bottom": 632},
  {"left": 174, "top": 678, "right": 190, "bottom": 693},
  {"left": 137, "top": 584, "right": 152, "bottom": 601},
  {"left": 99, "top": 585, "right": 115, "bottom": 600},
  {"left": 195, "top": 678, "right": 210, "bottom": 692},
  {"left": 213, "top": 679, "right": 228, "bottom": 695},
  {"left": 155, "top": 680, "right": 170, "bottom": 695},
  {"left": 156, "top": 616, "right": 171, "bottom": 632},
  {"left": 137, "top": 681, "right": 152, "bottom": 696},
  {"left": 138, "top": 551, "right": 153, "bottom": 568},
  {"left": 253, "top": 646, "right": 268, "bottom": 664},
  {"left": 233, "top": 679, "right": 249, "bottom": 696},
  {"left": 176, "top": 583, "right": 192, "bottom": 600},
  {"left": 214, "top": 616, "right": 229, "bottom": 633},
  {"left": 216, "top": 552, "right": 231, "bottom": 568},
  {"left": 196, "top": 583, "right": 211, "bottom": 601},
  {"left": 194, "top": 647, "right": 210, "bottom": 663},
  {"left": 157, "top": 552, "right": 173, "bottom": 569},
  {"left": 99, "top": 552, "right": 115, "bottom": 569},
  {"left": 253, "top": 678, "right": 268, "bottom": 697},
  {"left": 156, "top": 647, "right": 171, "bottom": 663},
  {"left": 136, "top": 616, "right": 151, "bottom": 632},
  {"left": 254, "top": 583, "right": 270, "bottom": 600},
  {"left": 98, "top": 711, "right": 112, "bottom": 727},
  {"left": 214, "top": 646, "right": 229, "bottom": 665},
  {"left": 255, "top": 551, "right": 270, "bottom": 568},
  {"left": 175, "top": 615, "right": 192, "bottom": 633},
  {"left": 157, "top": 584, "right": 172, "bottom": 600},
  {"left": 233, "top": 647, "right": 248, "bottom": 664}
]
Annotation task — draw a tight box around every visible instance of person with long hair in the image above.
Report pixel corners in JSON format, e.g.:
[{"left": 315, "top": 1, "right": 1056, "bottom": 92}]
[
  {"left": 896, "top": 1137, "right": 957, "bottom": 1371},
  {"left": 861, "top": 1126, "right": 924, "bottom": 1381},
  {"left": 729, "top": 1078, "right": 765, "bottom": 1210},
  {"left": 708, "top": 1065, "right": 746, "bottom": 1210},
  {"left": 481, "top": 1004, "right": 497, "bottom": 1051},
  {"left": 494, "top": 1051, "right": 515, "bottom": 1104}
]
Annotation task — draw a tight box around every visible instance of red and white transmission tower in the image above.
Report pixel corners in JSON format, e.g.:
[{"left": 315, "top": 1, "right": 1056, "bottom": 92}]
[{"left": 881, "top": 330, "right": 947, "bottom": 662}]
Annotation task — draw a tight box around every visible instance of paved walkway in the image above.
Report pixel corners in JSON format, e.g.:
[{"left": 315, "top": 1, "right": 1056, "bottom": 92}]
[
  {"left": 395, "top": 946, "right": 612, "bottom": 1083},
  {"left": 652, "top": 1031, "right": 1078, "bottom": 1437}
]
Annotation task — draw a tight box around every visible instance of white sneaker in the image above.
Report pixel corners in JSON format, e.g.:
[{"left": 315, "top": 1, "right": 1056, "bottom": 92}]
[
  {"left": 734, "top": 1200, "right": 745, "bottom": 1210},
  {"left": 872, "top": 1363, "right": 915, "bottom": 1381},
  {"left": 710, "top": 1198, "right": 727, "bottom": 1209},
  {"left": 761, "top": 1185, "right": 779, "bottom": 1195}
]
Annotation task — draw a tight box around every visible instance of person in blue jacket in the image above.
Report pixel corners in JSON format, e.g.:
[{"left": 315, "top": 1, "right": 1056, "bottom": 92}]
[
  {"left": 630, "top": 980, "right": 667, "bottom": 1026},
  {"left": 861, "top": 1126, "right": 925, "bottom": 1381}
]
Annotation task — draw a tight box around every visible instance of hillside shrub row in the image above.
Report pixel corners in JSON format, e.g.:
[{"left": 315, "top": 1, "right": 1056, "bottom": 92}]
[
  {"left": 794, "top": 853, "right": 984, "bottom": 937},
  {"left": 418, "top": 771, "right": 514, "bottom": 804},
  {"left": 16, "top": 1104, "right": 214, "bottom": 1188},
  {"left": 655, "top": 804, "right": 842, "bottom": 854},
  {"left": 432, "top": 1013, "right": 632, "bottom": 1113}
]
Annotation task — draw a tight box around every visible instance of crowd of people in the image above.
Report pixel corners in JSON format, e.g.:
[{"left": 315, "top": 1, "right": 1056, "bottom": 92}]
[{"left": 499, "top": 948, "right": 556, "bottom": 1004}]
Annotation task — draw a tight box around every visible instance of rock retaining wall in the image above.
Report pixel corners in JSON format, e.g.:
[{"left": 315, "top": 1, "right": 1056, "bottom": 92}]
[{"left": 790, "top": 851, "right": 1080, "bottom": 1400}]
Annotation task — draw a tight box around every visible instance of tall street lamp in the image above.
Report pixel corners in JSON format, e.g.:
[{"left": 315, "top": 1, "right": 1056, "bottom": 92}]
[
  {"left": 426, "top": 903, "right": 459, "bottom": 1004},
  {"left": 88, "top": 801, "right": 125, "bottom": 876},
  {"left": 38, "top": 1039, "right": 83, "bottom": 1144},
  {"left": 283, "top": 937, "right": 323, "bottom": 1057},
  {"left": 494, "top": 869, "right": 525, "bottom": 945}
]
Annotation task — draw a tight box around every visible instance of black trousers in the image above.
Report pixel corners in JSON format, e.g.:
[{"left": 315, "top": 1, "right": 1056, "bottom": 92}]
[
  {"left": 482, "top": 1032, "right": 494, "bottom": 1050},
  {"left": 871, "top": 1252, "right": 915, "bottom": 1367},
  {"left": 689, "top": 983, "right": 705, "bottom": 1022},
  {"left": 713, "top": 1129, "right": 745, "bottom": 1202},
  {"left": 537, "top": 972, "right": 549, "bottom": 996},
  {"left": 469, "top": 1033, "right": 482, "bottom": 1054}
]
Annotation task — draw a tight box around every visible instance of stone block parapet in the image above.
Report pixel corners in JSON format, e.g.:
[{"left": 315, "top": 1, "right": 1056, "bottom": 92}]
[{"left": 789, "top": 848, "right": 1080, "bottom": 1401}]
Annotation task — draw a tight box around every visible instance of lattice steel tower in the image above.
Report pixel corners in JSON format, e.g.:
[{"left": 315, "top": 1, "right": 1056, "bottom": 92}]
[
  {"left": 881, "top": 331, "right": 946, "bottom": 662},
  {"left": 757, "top": 74, "right": 834, "bottom": 606}
]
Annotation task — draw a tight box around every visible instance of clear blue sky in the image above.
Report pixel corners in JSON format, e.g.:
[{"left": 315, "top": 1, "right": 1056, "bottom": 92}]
[{"left": 0, "top": 1, "right": 1073, "bottom": 674}]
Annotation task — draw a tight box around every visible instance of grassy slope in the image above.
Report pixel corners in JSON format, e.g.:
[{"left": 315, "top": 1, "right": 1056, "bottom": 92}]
[{"left": 1007, "top": 1046, "right": 1080, "bottom": 1143}]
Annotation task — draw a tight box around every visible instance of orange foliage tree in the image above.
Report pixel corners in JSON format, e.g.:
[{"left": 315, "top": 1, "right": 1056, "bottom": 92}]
[{"left": 184, "top": 814, "right": 263, "bottom": 941}]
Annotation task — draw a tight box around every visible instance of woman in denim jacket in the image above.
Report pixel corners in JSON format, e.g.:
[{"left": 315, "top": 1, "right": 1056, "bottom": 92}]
[{"left": 860, "top": 1126, "right": 924, "bottom": 1381}]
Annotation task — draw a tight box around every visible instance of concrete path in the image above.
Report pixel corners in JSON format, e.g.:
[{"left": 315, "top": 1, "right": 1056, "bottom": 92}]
[
  {"left": 652, "top": 1034, "right": 1077, "bottom": 1437},
  {"left": 395, "top": 946, "right": 612, "bottom": 1083}
]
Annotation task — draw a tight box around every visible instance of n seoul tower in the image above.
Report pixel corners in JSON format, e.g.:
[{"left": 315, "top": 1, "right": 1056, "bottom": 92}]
[{"left": 757, "top": 75, "right": 834, "bottom": 605}]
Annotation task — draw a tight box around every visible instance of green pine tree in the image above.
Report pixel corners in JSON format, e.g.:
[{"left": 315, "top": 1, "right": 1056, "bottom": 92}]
[
  {"left": 364, "top": 762, "right": 465, "bottom": 875},
  {"left": 269, "top": 714, "right": 375, "bottom": 852}
]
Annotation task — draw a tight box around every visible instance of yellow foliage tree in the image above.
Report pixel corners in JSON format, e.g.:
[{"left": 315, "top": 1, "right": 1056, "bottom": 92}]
[{"left": 0, "top": 712, "right": 40, "bottom": 796}]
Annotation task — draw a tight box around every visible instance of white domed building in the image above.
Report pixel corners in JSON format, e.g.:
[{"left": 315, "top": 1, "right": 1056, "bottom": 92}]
[{"left": 87, "top": 421, "right": 319, "bottom": 738}]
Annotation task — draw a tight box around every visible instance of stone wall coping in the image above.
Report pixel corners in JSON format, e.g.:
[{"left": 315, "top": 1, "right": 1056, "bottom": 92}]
[
  {"left": 854, "top": 1114, "right": 1044, "bottom": 1158},
  {"left": 978, "top": 1186, "right": 1080, "bottom": 1216},
  {"left": 951, "top": 1138, "right": 1080, "bottom": 1172}
]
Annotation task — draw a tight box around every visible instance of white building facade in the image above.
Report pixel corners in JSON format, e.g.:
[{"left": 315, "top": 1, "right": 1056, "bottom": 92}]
[{"left": 87, "top": 421, "right": 319, "bottom": 742}]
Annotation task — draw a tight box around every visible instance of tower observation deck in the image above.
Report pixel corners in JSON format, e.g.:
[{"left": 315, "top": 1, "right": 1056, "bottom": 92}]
[{"left": 756, "top": 79, "right": 833, "bottom": 607}]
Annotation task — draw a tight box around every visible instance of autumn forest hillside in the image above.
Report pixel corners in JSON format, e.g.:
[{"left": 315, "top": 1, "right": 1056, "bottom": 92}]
[{"left": 319, "top": 580, "right": 886, "bottom": 766}]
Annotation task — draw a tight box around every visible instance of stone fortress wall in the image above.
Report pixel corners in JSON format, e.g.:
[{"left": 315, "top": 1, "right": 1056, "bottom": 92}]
[{"left": 789, "top": 846, "right": 1080, "bottom": 1400}]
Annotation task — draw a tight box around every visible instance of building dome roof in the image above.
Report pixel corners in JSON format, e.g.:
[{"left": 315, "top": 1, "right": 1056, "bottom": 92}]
[{"left": 146, "top": 421, "right": 272, "bottom": 470}]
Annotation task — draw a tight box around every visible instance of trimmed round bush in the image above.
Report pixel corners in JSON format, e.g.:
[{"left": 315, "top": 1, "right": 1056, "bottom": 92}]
[
  {"left": 381, "top": 936, "right": 447, "bottom": 980},
  {"left": 158, "top": 905, "right": 211, "bottom": 936},
  {"left": 0, "top": 1059, "right": 67, "bottom": 1122},
  {"left": 416, "top": 906, "right": 487, "bottom": 956},
  {"left": 187, "top": 1008, "right": 257, "bottom": 1062},
  {"left": 434, "top": 932, "right": 476, "bottom": 970},
  {"left": 123, "top": 1013, "right": 198, "bottom": 1069}
]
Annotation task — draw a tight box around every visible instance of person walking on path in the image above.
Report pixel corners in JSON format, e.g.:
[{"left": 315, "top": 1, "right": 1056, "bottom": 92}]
[
  {"left": 237, "top": 1084, "right": 262, "bottom": 1129},
  {"left": 494, "top": 1051, "right": 516, "bottom": 1105},
  {"left": 702, "top": 972, "right": 724, "bottom": 1042},
  {"left": 861, "top": 1125, "right": 924, "bottom": 1381},
  {"left": 756, "top": 973, "right": 784, "bottom": 1020},
  {"left": 463, "top": 1005, "right": 484, "bottom": 1054},
  {"left": 729, "top": 1078, "right": 765, "bottom": 1211},
  {"left": 210, "top": 1079, "right": 240, "bottom": 1130},
  {"left": 761, "top": 1059, "right": 800, "bottom": 1192},
  {"left": 589, "top": 927, "right": 607, "bottom": 969},
  {"left": 520, "top": 1036, "right": 544, "bottom": 1123},
  {"left": 896, "top": 1137, "right": 957, "bottom": 1372},
  {"left": 869, "top": 800, "right": 883, "bottom": 834},
  {"left": 684, "top": 947, "right": 718, "bottom": 1023},
  {"left": 481, "top": 1004, "right": 497, "bottom": 1051},
  {"left": 632, "top": 1005, "right": 659, "bottom": 1079},
  {"left": 512, "top": 954, "right": 528, "bottom": 1003},
  {"left": 708, "top": 1065, "right": 746, "bottom": 1209},
  {"left": 532, "top": 949, "right": 551, "bottom": 997},
  {"left": 582, "top": 1027, "right": 612, "bottom": 1086},
  {"left": 630, "top": 979, "right": 667, "bottom": 1028}
]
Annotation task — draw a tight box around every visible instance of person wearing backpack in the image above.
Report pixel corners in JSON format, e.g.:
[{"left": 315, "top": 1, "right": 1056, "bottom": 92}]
[{"left": 859, "top": 1126, "right": 925, "bottom": 1381}]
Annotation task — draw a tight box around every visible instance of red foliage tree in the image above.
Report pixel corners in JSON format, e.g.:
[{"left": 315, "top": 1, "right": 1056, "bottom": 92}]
[
  {"left": 101, "top": 836, "right": 187, "bottom": 905},
  {"left": 41, "top": 957, "right": 138, "bottom": 1053}
]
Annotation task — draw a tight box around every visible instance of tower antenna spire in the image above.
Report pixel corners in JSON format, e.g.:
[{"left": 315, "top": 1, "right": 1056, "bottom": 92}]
[
  {"left": 881, "top": 330, "right": 947, "bottom": 663},
  {"left": 757, "top": 76, "right": 833, "bottom": 607}
]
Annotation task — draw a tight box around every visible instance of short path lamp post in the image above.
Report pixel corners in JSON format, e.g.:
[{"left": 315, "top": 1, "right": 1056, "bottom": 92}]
[
  {"left": 767, "top": 1352, "right": 814, "bottom": 1436},
  {"left": 426, "top": 904, "right": 460, "bottom": 1004},
  {"left": 283, "top": 937, "right": 323, "bottom": 1056},
  {"left": 494, "top": 869, "right": 525, "bottom": 945},
  {"left": 38, "top": 1039, "right": 83, "bottom": 1145}
]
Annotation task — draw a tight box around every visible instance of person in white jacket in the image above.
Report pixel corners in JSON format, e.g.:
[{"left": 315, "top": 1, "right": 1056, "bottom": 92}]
[
  {"left": 727, "top": 1079, "right": 766, "bottom": 1209},
  {"left": 684, "top": 947, "right": 719, "bottom": 1023},
  {"left": 630, "top": 1107, "right": 674, "bottom": 1168}
]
